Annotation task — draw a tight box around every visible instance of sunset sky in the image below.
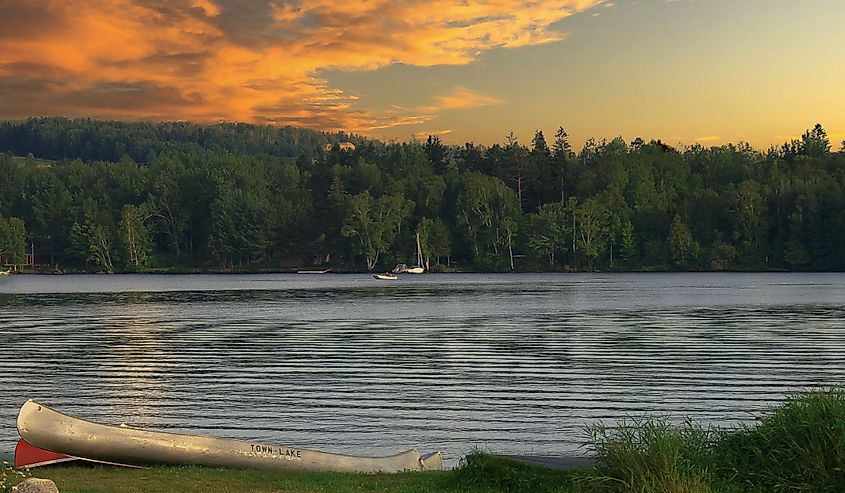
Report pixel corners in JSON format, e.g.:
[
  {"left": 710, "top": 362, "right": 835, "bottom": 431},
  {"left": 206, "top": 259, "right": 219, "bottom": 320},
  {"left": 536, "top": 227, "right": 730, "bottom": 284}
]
[{"left": 1, "top": 0, "right": 843, "bottom": 149}]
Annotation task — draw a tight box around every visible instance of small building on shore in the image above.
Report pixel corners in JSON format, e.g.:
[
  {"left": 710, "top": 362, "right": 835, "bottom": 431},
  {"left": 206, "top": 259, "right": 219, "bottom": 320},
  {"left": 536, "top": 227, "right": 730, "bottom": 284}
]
[{"left": 324, "top": 142, "right": 356, "bottom": 152}]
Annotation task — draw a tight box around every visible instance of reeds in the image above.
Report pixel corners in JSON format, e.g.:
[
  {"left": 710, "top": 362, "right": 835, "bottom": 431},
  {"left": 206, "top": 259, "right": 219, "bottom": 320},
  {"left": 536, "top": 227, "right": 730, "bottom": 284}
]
[
  {"left": 581, "top": 388, "right": 845, "bottom": 492},
  {"left": 580, "top": 417, "right": 717, "bottom": 493},
  {"left": 713, "top": 388, "right": 845, "bottom": 492}
]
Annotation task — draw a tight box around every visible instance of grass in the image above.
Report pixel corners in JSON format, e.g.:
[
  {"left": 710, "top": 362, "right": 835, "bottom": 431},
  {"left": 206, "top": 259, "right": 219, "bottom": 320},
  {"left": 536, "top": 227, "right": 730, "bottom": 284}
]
[
  {"left": 581, "top": 417, "right": 718, "bottom": 493},
  {"left": 581, "top": 388, "right": 845, "bottom": 493},
  {"left": 12, "top": 457, "right": 576, "bottom": 493},
  {"left": 10, "top": 389, "right": 845, "bottom": 492},
  {"left": 712, "top": 388, "right": 845, "bottom": 492}
]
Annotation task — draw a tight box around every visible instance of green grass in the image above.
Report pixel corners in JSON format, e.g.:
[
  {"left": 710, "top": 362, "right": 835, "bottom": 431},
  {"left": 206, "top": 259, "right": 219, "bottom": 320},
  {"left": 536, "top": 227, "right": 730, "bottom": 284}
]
[
  {"left": 10, "top": 389, "right": 845, "bottom": 492},
  {"left": 14, "top": 457, "right": 576, "bottom": 493},
  {"left": 581, "top": 388, "right": 845, "bottom": 493},
  {"left": 581, "top": 417, "right": 719, "bottom": 493},
  {"left": 713, "top": 388, "right": 845, "bottom": 492},
  {"left": 453, "top": 453, "right": 578, "bottom": 492}
]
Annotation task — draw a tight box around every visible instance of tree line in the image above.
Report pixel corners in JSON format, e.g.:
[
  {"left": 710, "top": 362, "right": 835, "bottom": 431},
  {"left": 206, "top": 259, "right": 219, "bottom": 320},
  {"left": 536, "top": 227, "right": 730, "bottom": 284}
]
[{"left": 1, "top": 118, "right": 843, "bottom": 272}]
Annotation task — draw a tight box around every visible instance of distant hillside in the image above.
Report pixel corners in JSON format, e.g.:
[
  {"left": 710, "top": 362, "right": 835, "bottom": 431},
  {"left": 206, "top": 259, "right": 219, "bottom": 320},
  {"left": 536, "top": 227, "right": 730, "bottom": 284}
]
[
  {"left": 1, "top": 119, "right": 842, "bottom": 274},
  {"left": 0, "top": 117, "right": 361, "bottom": 164}
]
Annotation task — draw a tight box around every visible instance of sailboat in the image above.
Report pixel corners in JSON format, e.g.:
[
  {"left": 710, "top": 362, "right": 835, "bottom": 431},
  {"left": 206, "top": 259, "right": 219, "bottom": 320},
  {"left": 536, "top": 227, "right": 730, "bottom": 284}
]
[{"left": 406, "top": 232, "right": 425, "bottom": 274}]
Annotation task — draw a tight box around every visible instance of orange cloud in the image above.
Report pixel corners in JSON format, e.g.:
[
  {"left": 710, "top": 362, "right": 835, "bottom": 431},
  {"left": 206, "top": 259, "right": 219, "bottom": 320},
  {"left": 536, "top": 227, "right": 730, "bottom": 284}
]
[
  {"left": 0, "top": 0, "right": 600, "bottom": 131},
  {"left": 414, "top": 129, "right": 455, "bottom": 139},
  {"left": 424, "top": 87, "right": 506, "bottom": 112}
]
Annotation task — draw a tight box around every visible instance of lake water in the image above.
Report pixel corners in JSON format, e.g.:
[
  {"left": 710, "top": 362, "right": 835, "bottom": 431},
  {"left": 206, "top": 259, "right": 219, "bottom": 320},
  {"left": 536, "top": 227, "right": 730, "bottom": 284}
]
[{"left": 1, "top": 273, "right": 844, "bottom": 466}]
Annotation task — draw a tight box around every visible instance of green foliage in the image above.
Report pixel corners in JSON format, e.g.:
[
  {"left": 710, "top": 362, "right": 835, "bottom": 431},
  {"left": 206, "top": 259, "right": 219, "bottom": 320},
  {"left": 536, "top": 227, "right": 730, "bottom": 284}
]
[
  {"left": 619, "top": 219, "right": 636, "bottom": 264},
  {"left": 118, "top": 204, "right": 152, "bottom": 271},
  {"left": 455, "top": 171, "right": 521, "bottom": 264},
  {"left": 583, "top": 389, "right": 845, "bottom": 493},
  {"left": 1, "top": 460, "right": 30, "bottom": 493},
  {"left": 70, "top": 220, "right": 115, "bottom": 272},
  {"left": 528, "top": 202, "right": 567, "bottom": 266},
  {"left": 1, "top": 120, "right": 844, "bottom": 272},
  {"left": 0, "top": 117, "right": 339, "bottom": 163},
  {"left": 801, "top": 123, "right": 831, "bottom": 159},
  {"left": 583, "top": 418, "right": 716, "bottom": 493},
  {"left": 576, "top": 197, "right": 610, "bottom": 269},
  {"left": 713, "top": 389, "right": 845, "bottom": 492},
  {"left": 417, "top": 217, "right": 451, "bottom": 269},
  {"left": 210, "top": 187, "right": 272, "bottom": 267},
  {"left": 707, "top": 239, "right": 737, "bottom": 271},
  {"left": 341, "top": 191, "right": 413, "bottom": 270},
  {"left": 0, "top": 217, "right": 27, "bottom": 264},
  {"left": 668, "top": 215, "right": 700, "bottom": 269},
  {"left": 455, "top": 452, "right": 577, "bottom": 493}
]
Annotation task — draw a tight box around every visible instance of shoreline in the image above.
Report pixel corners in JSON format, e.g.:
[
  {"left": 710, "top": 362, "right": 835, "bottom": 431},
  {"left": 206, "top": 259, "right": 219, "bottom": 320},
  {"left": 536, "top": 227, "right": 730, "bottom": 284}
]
[{"left": 3, "top": 267, "right": 828, "bottom": 275}]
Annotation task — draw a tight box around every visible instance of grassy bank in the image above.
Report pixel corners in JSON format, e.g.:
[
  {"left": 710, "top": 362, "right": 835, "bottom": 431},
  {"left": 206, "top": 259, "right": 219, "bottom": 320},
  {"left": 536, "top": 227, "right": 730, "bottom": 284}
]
[
  {"left": 8, "top": 389, "right": 845, "bottom": 493},
  {"left": 6, "top": 458, "right": 578, "bottom": 493}
]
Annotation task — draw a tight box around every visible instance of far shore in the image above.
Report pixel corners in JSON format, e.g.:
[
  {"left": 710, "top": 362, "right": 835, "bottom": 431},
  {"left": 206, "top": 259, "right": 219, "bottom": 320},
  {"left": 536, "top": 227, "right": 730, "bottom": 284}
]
[{"left": 2, "top": 266, "right": 822, "bottom": 276}]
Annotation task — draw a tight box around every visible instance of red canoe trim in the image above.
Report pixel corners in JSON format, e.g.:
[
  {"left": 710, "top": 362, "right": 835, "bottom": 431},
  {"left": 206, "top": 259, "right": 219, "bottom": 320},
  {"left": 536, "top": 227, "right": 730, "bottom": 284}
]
[{"left": 14, "top": 439, "right": 78, "bottom": 469}]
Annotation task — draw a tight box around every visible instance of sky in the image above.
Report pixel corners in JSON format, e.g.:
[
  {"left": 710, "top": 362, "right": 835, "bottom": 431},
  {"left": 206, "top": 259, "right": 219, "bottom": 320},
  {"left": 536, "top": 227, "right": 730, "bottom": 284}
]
[{"left": 1, "top": 0, "right": 843, "bottom": 149}]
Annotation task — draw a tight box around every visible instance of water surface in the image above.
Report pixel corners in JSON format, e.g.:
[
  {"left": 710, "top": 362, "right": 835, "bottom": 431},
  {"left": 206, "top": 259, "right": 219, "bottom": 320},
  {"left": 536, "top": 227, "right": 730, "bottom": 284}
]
[{"left": 1, "top": 273, "right": 843, "bottom": 465}]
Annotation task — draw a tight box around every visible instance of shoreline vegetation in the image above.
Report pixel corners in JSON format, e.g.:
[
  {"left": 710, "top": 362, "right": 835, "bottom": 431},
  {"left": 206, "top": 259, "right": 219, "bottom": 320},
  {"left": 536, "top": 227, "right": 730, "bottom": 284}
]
[
  {"left": 0, "top": 266, "right": 822, "bottom": 275},
  {"left": 4, "top": 389, "right": 844, "bottom": 492},
  {"left": 1, "top": 118, "right": 844, "bottom": 275}
]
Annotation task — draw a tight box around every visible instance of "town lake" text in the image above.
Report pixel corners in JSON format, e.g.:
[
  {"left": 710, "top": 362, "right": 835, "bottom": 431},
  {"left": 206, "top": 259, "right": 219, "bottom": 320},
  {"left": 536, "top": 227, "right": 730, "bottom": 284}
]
[{"left": 249, "top": 444, "right": 303, "bottom": 460}]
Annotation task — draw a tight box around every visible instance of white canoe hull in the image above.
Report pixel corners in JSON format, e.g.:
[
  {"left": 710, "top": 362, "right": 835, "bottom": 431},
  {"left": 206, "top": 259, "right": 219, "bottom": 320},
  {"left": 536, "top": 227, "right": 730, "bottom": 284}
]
[{"left": 17, "top": 400, "right": 442, "bottom": 472}]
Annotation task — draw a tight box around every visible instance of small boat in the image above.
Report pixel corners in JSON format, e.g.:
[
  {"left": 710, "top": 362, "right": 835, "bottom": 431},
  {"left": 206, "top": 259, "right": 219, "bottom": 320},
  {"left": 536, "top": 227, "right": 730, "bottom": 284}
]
[
  {"left": 0, "top": 269, "right": 11, "bottom": 276},
  {"left": 16, "top": 400, "right": 442, "bottom": 472},
  {"left": 373, "top": 273, "right": 398, "bottom": 280},
  {"left": 296, "top": 268, "right": 332, "bottom": 274}
]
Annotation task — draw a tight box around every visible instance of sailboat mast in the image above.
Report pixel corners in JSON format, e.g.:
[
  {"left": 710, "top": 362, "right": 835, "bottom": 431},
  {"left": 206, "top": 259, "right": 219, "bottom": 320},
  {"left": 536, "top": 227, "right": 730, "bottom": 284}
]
[{"left": 416, "top": 231, "right": 423, "bottom": 267}]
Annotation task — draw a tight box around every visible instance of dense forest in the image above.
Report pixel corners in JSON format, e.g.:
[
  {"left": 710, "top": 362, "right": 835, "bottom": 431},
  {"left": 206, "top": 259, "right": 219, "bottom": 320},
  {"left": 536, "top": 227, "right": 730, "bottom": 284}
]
[{"left": 1, "top": 117, "right": 844, "bottom": 273}]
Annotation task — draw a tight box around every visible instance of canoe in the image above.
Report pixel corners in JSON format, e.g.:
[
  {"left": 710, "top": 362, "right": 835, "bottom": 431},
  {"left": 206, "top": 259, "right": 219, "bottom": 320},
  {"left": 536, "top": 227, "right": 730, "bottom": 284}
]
[{"left": 16, "top": 400, "right": 442, "bottom": 472}]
